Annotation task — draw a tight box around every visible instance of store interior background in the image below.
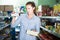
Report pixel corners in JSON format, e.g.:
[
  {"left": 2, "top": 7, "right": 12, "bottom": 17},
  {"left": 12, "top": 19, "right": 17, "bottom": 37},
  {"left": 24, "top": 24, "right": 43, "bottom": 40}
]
[
  {"left": 0, "top": 0, "right": 60, "bottom": 40},
  {"left": 0, "top": 0, "right": 60, "bottom": 12}
]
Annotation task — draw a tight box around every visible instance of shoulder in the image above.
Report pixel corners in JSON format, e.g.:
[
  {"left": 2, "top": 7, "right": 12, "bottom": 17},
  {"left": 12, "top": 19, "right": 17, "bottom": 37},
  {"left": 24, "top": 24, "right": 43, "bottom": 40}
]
[
  {"left": 35, "top": 16, "right": 40, "bottom": 20},
  {"left": 34, "top": 16, "right": 40, "bottom": 23},
  {"left": 34, "top": 16, "right": 41, "bottom": 24}
]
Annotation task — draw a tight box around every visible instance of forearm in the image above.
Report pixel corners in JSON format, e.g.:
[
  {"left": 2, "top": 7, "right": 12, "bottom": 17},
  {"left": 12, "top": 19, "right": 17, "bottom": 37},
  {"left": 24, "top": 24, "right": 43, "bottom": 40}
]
[
  {"left": 11, "top": 16, "right": 21, "bottom": 28},
  {"left": 11, "top": 17, "right": 16, "bottom": 25},
  {"left": 11, "top": 17, "right": 16, "bottom": 28}
]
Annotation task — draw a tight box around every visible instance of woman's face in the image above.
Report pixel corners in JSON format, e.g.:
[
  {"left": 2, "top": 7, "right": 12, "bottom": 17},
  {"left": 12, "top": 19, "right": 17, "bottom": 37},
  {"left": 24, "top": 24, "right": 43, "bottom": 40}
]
[{"left": 26, "top": 4, "right": 35, "bottom": 14}]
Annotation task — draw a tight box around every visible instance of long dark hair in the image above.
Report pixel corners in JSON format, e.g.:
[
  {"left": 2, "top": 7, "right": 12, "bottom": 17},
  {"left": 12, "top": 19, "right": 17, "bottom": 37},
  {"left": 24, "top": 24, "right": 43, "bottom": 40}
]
[{"left": 26, "top": 1, "right": 37, "bottom": 16}]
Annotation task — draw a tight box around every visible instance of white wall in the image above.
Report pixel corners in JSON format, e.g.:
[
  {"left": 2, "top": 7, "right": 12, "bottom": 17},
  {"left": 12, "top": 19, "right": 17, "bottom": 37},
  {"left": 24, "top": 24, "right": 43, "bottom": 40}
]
[
  {"left": 0, "top": 0, "right": 38, "bottom": 12},
  {"left": 0, "top": 0, "right": 38, "bottom": 6},
  {"left": 0, "top": 0, "right": 19, "bottom": 5},
  {"left": 19, "top": 0, "right": 38, "bottom": 6}
]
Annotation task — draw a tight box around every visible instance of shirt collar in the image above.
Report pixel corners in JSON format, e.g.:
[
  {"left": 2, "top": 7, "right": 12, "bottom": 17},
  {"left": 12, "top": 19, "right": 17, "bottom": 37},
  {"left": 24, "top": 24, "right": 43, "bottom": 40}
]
[{"left": 26, "top": 13, "right": 36, "bottom": 20}]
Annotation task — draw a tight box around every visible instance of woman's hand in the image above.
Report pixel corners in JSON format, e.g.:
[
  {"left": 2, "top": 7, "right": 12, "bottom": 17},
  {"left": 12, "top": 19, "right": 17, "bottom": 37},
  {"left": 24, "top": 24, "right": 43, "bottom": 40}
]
[
  {"left": 11, "top": 16, "right": 16, "bottom": 24},
  {"left": 11, "top": 11, "right": 16, "bottom": 24},
  {"left": 27, "top": 30, "right": 39, "bottom": 36}
]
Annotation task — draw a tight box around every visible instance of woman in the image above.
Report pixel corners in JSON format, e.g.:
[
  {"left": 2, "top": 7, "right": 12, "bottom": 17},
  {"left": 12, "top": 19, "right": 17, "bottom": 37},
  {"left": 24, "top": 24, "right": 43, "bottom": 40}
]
[{"left": 11, "top": 1, "right": 41, "bottom": 40}]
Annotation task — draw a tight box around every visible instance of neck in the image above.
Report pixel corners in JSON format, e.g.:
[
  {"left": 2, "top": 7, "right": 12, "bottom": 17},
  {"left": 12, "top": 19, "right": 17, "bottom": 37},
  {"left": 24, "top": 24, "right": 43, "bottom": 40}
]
[{"left": 27, "top": 13, "right": 34, "bottom": 19}]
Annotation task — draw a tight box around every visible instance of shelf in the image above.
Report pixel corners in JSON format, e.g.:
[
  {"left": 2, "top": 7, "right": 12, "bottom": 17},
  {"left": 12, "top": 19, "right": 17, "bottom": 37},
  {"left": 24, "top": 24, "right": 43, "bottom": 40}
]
[
  {"left": 40, "top": 26, "right": 60, "bottom": 38},
  {"left": 39, "top": 16, "right": 60, "bottom": 19},
  {"left": 0, "top": 24, "right": 10, "bottom": 30},
  {"left": 0, "top": 16, "right": 11, "bottom": 18},
  {"left": 0, "top": 22, "right": 5, "bottom": 23}
]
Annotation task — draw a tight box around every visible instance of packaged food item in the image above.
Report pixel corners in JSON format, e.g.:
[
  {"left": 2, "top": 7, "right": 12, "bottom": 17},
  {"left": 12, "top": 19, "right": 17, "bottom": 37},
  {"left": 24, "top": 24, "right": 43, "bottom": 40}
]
[
  {"left": 27, "top": 30, "right": 39, "bottom": 36},
  {"left": 55, "top": 23, "right": 60, "bottom": 34},
  {"left": 45, "top": 25, "right": 49, "bottom": 29},
  {"left": 45, "top": 25, "right": 53, "bottom": 31}
]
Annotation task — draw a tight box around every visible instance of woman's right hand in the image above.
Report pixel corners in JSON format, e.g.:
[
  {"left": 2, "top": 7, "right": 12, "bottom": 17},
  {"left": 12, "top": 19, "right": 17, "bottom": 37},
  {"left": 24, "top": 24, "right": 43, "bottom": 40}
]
[
  {"left": 11, "top": 16, "right": 16, "bottom": 24},
  {"left": 11, "top": 11, "right": 16, "bottom": 24}
]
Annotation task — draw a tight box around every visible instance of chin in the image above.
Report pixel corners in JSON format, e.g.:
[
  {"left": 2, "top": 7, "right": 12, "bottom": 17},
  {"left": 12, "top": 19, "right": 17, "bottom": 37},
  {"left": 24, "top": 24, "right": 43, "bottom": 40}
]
[
  {"left": 27, "top": 12, "right": 33, "bottom": 14},
  {"left": 27, "top": 12, "right": 30, "bottom": 14}
]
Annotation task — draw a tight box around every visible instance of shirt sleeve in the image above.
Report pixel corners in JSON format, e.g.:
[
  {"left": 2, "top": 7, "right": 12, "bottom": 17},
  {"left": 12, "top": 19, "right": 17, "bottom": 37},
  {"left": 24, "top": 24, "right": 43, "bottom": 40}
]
[
  {"left": 11, "top": 16, "right": 22, "bottom": 28},
  {"left": 35, "top": 18, "right": 41, "bottom": 33}
]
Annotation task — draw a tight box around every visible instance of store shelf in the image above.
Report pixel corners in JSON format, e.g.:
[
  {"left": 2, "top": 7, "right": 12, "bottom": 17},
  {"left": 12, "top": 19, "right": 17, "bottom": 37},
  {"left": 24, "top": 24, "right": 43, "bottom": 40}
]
[
  {"left": 40, "top": 26, "right": 60, "bottom": 38},
  {"left": 0, "top": 23, "right": 10, "bottom": 30},
  {"left": 39, "top": 16, "right": 60, "bottom": 19},
  {"left": 0, "top": 22, "right": 5, "bottom": 23},
  {"left": 0, "top": 16, "right": 11, "bottom": 18}
]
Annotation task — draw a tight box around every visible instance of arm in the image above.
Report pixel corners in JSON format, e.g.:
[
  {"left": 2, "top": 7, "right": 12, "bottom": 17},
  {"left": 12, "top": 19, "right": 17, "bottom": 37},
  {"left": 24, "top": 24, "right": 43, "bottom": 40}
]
[
  {"left": 35, "top": 18, "right": 41, "bottom": 33},
  {"left": 11, "top": 16, "right": 21, "bottom": 28}
]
